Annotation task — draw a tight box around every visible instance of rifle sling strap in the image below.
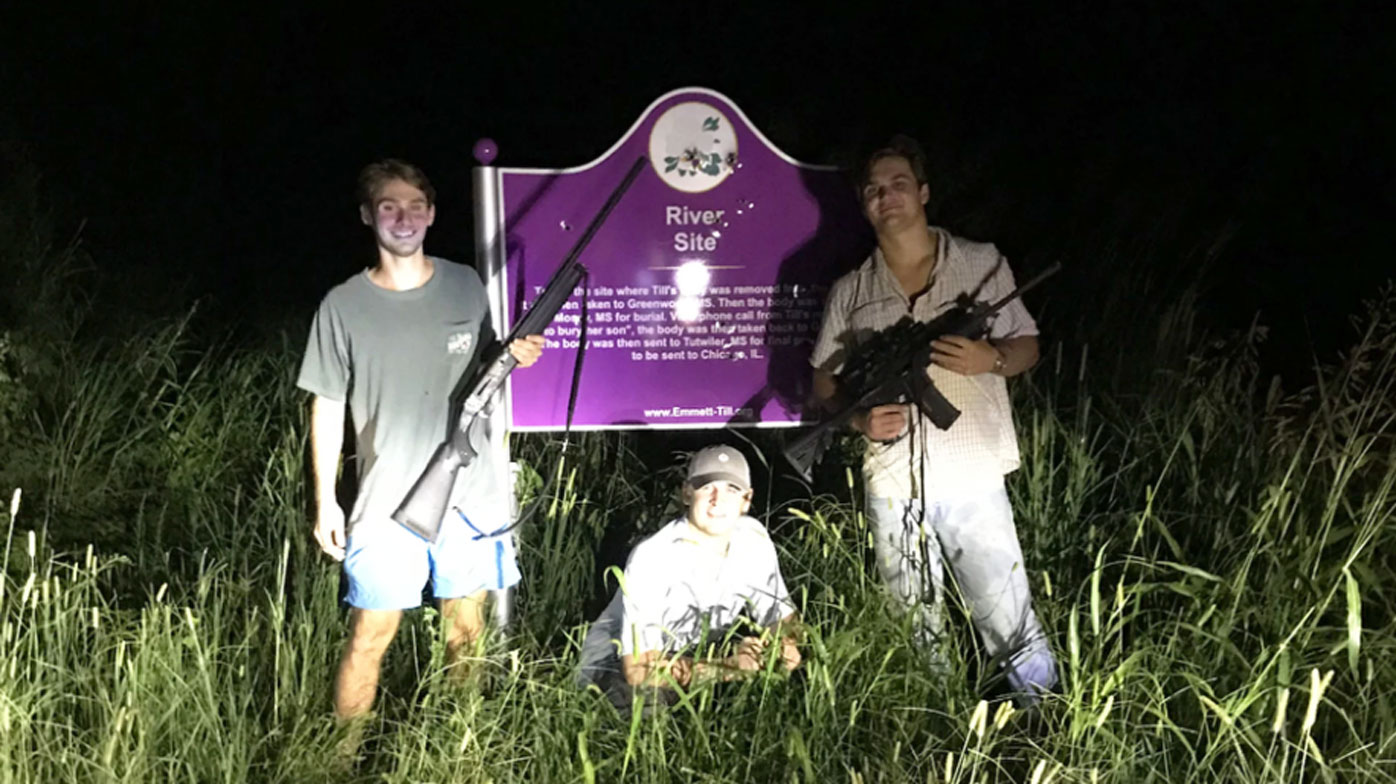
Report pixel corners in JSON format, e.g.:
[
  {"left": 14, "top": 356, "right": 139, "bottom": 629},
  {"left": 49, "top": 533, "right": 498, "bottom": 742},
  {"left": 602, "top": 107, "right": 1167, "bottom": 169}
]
[{"left": 565, "top": 269, "right": 588, "bottom": 442}]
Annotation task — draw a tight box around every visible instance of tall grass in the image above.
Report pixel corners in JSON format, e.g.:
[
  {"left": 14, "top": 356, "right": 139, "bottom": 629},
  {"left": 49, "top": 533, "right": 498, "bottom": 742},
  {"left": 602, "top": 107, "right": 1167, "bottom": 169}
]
[{"left": 1, "top": 175, "right": 1392, "bottom": 779}]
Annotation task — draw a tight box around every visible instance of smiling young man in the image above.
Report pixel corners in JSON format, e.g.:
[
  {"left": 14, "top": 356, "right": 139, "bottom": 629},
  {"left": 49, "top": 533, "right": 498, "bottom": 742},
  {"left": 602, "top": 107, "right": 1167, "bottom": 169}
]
[
  {"left": 298, "top": 159, "right": 545, "bottom": 726},
  {"left": 577, "top": 445, "right": 801, "bottom": 713},
  {"left": 809, "top": 136, "right": 1057, "bottom": 704}
]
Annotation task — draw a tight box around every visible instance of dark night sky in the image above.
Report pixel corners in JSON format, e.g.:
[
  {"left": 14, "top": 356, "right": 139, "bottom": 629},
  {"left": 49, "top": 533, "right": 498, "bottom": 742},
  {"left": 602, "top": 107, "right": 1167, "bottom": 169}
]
[{"left": 2, "top": 4, "right": 1391, "bottom": 366}]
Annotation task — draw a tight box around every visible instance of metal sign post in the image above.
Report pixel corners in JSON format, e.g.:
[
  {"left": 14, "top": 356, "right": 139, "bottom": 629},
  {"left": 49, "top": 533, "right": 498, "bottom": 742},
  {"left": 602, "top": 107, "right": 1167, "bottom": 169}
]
[{"left": 471, "top": 138, "right": 515, "bottom": 630}]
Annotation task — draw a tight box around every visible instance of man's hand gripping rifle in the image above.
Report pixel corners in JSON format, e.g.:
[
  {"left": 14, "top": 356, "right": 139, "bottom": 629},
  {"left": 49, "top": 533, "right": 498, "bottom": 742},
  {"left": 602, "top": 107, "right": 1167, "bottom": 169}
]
[
  {"left": 392, "top": 157, "right": 647, "bottom": 542},
  {"left": 784, "top": 262, "right": 1060, "bottom": 481}
]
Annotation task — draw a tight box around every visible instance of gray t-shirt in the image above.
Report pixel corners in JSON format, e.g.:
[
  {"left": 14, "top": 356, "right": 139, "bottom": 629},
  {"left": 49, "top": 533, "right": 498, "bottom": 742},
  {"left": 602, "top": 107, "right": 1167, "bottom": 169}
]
[{"left": 297, "top": 258, "right": 508, "bottom": 534}]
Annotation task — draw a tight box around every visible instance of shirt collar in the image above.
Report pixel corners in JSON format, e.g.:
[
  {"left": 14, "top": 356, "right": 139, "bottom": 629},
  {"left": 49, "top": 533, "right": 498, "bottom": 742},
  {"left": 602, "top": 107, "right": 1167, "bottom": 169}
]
[
  {"left": 870, "top": 226, "right": 951, "bottom": 304},
  {"left": 667, "top": 516, "right": 757, "bottom": 549}
]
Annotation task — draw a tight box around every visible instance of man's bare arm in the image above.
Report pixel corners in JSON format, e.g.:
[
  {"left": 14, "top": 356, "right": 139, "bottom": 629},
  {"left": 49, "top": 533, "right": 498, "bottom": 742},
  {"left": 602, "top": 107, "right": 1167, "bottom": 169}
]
[
  {"left": 992, "top": 334, "right": 1039, "bottom": 377},
  {"left": 930, "top": 334, "right": 1039, "bottom": 377},
  {"left": 811, "top": 368, "right": 839, "bottom": 412},
  {"left": 310, "top": 395, "right": 348, "bottom": 560},
  {"left": 622, "top": 649, "right": 740, "bottom": 688},
  {"left": 767, "top": 611, "right": 803, "bottom": 671},
  {"left": 620, "top": 613, "right": 802, "bottom": 687}
]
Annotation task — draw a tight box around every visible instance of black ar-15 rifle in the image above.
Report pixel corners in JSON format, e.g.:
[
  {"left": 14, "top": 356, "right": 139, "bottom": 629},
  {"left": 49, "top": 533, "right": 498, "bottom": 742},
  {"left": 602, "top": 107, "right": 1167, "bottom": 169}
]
[
  {"left": 784, "top": 262, "right": 1061, "bottom": 481},
  {"left": 393, "top": 156, "right": 647, "bottom": 542}
]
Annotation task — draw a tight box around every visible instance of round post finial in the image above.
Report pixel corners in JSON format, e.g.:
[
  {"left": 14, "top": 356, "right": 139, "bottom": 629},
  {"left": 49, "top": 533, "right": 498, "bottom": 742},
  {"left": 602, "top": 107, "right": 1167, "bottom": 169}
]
[{"left": 473, "top": 138, "right": 498, "bottom": 165}]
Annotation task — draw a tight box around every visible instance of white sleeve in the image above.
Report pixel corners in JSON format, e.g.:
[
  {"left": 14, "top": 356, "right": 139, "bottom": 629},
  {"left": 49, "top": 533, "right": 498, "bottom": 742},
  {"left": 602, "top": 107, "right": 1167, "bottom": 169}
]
[
  {"left": 809, "top": 276, "right": 854, "bottom": 373},
  {"left": 748, "top": 538, "right": 794, "bottom": 627},
  {"left": 617, "top": 544, "right": 673, "bottom": 657}
]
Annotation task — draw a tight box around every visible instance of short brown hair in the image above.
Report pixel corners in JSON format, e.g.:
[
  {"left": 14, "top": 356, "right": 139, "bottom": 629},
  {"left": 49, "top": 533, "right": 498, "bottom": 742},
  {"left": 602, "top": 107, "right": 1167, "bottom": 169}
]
[
  {"left": 357, "top": 159, "right": 437, "bottom": 208},
  {"left": 858, "top": 134, "right": 929, "bottom": 190}
]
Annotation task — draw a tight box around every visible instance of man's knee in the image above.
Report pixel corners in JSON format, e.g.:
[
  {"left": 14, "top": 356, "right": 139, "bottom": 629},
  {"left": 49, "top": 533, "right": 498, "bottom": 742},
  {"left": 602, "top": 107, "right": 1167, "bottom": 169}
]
[
  {"left": 346, "top": 609, "right": 402, "bottom": 659},
  {"left": 440, "top": 591, "right": 488, "bottom": 644}
]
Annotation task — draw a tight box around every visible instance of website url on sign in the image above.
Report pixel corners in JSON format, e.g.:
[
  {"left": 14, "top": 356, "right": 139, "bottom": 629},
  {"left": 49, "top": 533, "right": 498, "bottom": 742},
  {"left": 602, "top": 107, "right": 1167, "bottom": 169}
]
[{"left": 644, "top": 405, "right": 752, "bottom": 419}]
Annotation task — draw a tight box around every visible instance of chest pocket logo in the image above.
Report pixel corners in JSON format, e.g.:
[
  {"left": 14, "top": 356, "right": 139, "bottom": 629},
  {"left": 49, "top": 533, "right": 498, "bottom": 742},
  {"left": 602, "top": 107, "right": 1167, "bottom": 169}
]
[{"left": 446, "top": 331, "right": 474, "bottom": 356}]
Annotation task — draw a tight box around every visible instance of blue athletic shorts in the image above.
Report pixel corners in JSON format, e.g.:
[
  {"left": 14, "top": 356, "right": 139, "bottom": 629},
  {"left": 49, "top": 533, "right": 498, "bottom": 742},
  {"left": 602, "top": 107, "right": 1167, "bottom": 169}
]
[{"left": 343, "top": 507, "right": 521, "bottom": 610}]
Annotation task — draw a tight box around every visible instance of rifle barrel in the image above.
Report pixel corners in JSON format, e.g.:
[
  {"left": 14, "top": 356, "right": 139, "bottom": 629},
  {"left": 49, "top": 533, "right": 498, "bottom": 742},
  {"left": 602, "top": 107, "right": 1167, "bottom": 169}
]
[{"left": 979, "top": 261, "right": 1062, "bottom": 315}]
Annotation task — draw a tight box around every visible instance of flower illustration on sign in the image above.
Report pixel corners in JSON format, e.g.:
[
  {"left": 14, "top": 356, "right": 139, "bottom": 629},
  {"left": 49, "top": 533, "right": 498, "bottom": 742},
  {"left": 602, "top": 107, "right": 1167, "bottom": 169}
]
[
  {"left": 648, "top": 103, "right": 738, "bottom": 193},
  {"left": 665, "top": 145, "right": 727, "bottom": 178}
]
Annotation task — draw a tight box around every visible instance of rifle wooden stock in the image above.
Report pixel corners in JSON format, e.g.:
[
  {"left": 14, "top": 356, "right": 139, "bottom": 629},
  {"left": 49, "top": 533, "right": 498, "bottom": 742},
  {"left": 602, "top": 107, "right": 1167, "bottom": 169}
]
[{"left": 392, "top": 156, "right": 647, "bottom": 541}]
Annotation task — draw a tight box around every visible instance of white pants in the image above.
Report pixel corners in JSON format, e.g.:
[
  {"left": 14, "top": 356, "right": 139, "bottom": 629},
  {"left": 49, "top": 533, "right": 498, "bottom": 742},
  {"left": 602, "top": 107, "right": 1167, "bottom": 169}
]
[{"left": 866, "top": 483, "right": 1057, "bottom": 696}]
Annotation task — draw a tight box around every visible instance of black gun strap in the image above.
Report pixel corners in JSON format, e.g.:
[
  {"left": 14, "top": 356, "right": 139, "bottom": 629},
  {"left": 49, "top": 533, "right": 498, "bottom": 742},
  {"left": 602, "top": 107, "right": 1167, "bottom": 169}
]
[
  {"left": 470, "top": 270, "right": 589, "bottom": 540},
  {"left": 564, "top": 269, "right": 589, "bottom": 446}
]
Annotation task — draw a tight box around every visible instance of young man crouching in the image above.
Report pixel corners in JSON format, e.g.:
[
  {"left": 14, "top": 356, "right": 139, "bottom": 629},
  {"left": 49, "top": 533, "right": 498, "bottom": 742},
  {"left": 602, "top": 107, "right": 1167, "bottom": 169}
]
[{"left": 577, "top": 445, "right": 801, "bottom": 712}]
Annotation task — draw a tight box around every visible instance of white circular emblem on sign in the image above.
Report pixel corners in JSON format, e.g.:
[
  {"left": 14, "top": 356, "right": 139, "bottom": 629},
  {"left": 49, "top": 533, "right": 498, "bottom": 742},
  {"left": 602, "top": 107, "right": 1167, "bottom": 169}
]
[{"left": 648, "top": 101, "right": 738, "bottom": 193}]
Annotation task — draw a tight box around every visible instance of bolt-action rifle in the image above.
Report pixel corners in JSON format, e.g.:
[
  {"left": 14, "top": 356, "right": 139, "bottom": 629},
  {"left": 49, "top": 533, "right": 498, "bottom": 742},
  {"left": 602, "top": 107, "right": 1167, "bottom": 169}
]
[
  {"left": 393, "top": 156, "right": 647, "bottom": 541},
  {"left": 784, "top": 262, "right": 1061, "bottom": 481}
]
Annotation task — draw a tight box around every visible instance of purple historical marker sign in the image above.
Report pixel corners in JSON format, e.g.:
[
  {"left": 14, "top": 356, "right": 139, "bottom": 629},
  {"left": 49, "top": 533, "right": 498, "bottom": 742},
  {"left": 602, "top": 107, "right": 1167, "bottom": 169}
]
[{"left": 500, "top": 87, "right": 871, "bottom": 430}]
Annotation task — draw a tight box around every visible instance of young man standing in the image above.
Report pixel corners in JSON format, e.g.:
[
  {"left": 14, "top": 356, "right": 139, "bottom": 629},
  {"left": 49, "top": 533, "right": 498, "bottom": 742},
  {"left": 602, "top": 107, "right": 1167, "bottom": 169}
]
[
  {"left": 578, "top": 445, "right": 801, "bottom": 712},
  {"left": 298, "top": 159, "right": 545, "bottom": 724},
  {"left": 809, "top": 137, "right": 1057, "bottom": 702}
]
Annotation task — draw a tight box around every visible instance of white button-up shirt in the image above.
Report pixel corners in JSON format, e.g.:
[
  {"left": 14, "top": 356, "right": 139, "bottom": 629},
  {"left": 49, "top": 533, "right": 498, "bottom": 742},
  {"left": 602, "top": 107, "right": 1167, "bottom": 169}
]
[{"left": 809, "top": 228, "right": 1038, "bottom": 498}]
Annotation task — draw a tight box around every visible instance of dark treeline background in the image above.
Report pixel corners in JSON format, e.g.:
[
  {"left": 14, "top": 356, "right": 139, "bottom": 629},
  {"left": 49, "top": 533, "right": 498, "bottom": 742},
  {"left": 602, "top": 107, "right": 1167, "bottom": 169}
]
[{"left": 1, "top": 4, "right": 1390, "bottom": 378}]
